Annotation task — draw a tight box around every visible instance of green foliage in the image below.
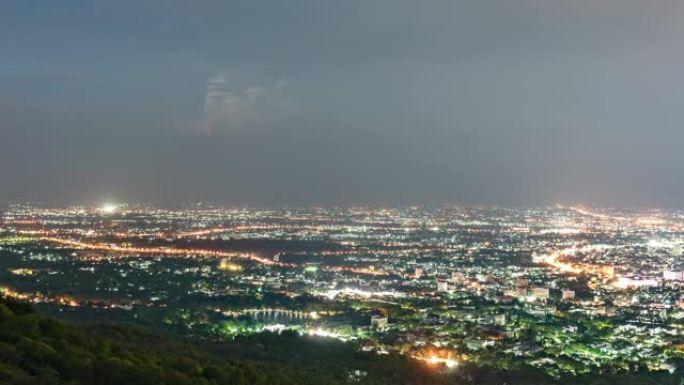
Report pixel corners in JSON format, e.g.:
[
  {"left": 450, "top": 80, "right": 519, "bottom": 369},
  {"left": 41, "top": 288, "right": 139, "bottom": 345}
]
[
  {"left": 0, "top": 296, "right": 681, "bottom": 385},
  {"left": 0, "top": 296, "right": 336, "bottom": 385}
]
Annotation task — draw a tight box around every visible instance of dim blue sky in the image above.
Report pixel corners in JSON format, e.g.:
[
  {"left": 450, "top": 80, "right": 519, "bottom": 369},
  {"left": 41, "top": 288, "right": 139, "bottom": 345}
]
[{"left": 1, "top": 0, "right": 683, "bottom": 207}]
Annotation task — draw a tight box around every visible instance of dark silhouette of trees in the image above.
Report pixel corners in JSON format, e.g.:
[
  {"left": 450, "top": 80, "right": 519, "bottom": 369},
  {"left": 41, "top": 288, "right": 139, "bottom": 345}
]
[{"left": 1, "top": 295, "right": 681, "bottom": 385}]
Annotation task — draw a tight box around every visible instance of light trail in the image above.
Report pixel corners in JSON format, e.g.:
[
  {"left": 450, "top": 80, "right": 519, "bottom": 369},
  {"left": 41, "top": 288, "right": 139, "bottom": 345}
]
[
  {"left": 39, "top": 236, "right": 385, "bottom": 276},
  {"left": 566, "top": 205, "right": 684, "bottom": 231},
  {"left": 537, "top": 251, "right": 583, "bottom": 275},
  {"left": 40, "top": 236, "right": 290, "bottom": 267},
  {"left": 326, "top": 266, "right": 389, "bottom": 276},
  {"left": 567, "top": 206, "right": 628, "bottom": 221},
  {"left": 536, "top": 245, "right": 616, "bottom": 279}
]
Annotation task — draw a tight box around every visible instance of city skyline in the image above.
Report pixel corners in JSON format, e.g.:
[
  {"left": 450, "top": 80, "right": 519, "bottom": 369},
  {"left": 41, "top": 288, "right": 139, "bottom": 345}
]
[
  {"left": 2, "top": 2, "right": 684, "bottom": 384},
  {"left": 2, "top": 203, "right": 684, "bottom": 382}
]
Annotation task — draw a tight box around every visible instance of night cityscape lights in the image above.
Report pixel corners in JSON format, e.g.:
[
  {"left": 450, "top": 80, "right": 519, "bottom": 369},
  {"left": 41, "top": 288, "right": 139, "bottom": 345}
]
[{"left": 2, "top": 203, "right": 684, "bottom": 377}]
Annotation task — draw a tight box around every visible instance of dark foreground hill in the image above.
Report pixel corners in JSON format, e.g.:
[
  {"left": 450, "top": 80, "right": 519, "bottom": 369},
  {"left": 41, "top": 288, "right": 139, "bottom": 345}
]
[{"left": 0, "top": 296, "right": 681, "bottom": 385}]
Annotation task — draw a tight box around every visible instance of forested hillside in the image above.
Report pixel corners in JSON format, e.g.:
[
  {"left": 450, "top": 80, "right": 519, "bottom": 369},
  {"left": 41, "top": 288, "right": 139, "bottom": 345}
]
[{"left": 0, "top": 296, "right": 680, "bottom": 385}]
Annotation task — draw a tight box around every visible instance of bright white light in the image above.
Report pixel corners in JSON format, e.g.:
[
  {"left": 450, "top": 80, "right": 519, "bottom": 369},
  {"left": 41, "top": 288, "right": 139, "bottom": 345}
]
[
  {"left": 421, "top": 355, "right": 458, "bottom": 369},
  {"left": 263, "top": 324, "right": 288, "bottom": 333},
  {"left": 318, "top": 287, "right": 405, "bottom": 300},
  {"left": 613, "top": 276, "right": 659, "bottom": 289},
  {"left": 101, "top": 204, "right": 118, "bottom": 214}
]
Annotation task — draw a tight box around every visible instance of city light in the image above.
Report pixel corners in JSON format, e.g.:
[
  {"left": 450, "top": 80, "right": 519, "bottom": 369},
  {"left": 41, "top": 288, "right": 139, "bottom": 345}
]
[
  {"left": 100, "top": 203, "right": 118, "bottom": 214},
  {"left": 2, "top": 203, "right": 684, "bottom": 378}
]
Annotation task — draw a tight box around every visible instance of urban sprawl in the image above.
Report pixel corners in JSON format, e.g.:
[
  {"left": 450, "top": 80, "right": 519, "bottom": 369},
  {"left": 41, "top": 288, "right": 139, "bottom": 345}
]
[{"left": 1, "top": 204, "right": 684, "bottom": 378}]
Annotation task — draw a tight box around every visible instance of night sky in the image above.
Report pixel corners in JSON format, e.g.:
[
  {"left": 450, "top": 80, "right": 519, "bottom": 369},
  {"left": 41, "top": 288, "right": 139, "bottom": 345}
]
[{"left": 2, "top": 0, "right": 683, "bottom": 207}]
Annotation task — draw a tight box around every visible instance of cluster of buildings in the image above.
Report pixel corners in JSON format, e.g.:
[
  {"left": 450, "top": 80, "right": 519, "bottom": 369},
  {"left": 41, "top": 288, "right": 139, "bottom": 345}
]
[{"left": 1, "top": 203, "right": 684, "bottom": 376}]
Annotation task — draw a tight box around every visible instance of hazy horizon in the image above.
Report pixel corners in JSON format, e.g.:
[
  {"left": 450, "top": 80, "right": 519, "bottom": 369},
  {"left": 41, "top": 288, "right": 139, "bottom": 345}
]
[{"left": 4, "top": 202, "right": 684, "bottom": 215}]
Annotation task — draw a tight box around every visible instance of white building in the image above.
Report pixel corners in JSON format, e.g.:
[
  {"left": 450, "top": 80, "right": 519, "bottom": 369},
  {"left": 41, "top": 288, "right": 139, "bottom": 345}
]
[
  {"left": 371, "top": 315, "right": 388, "bottom": 330},
  {"left": 531, "top": 287, "right": 550, "bottom": 300},
  {"left": 451, "top": 271, "right": 465, "bottom": 283},
  {"left": 562, "top": 290, "right": 575, "bottom": 301}
]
